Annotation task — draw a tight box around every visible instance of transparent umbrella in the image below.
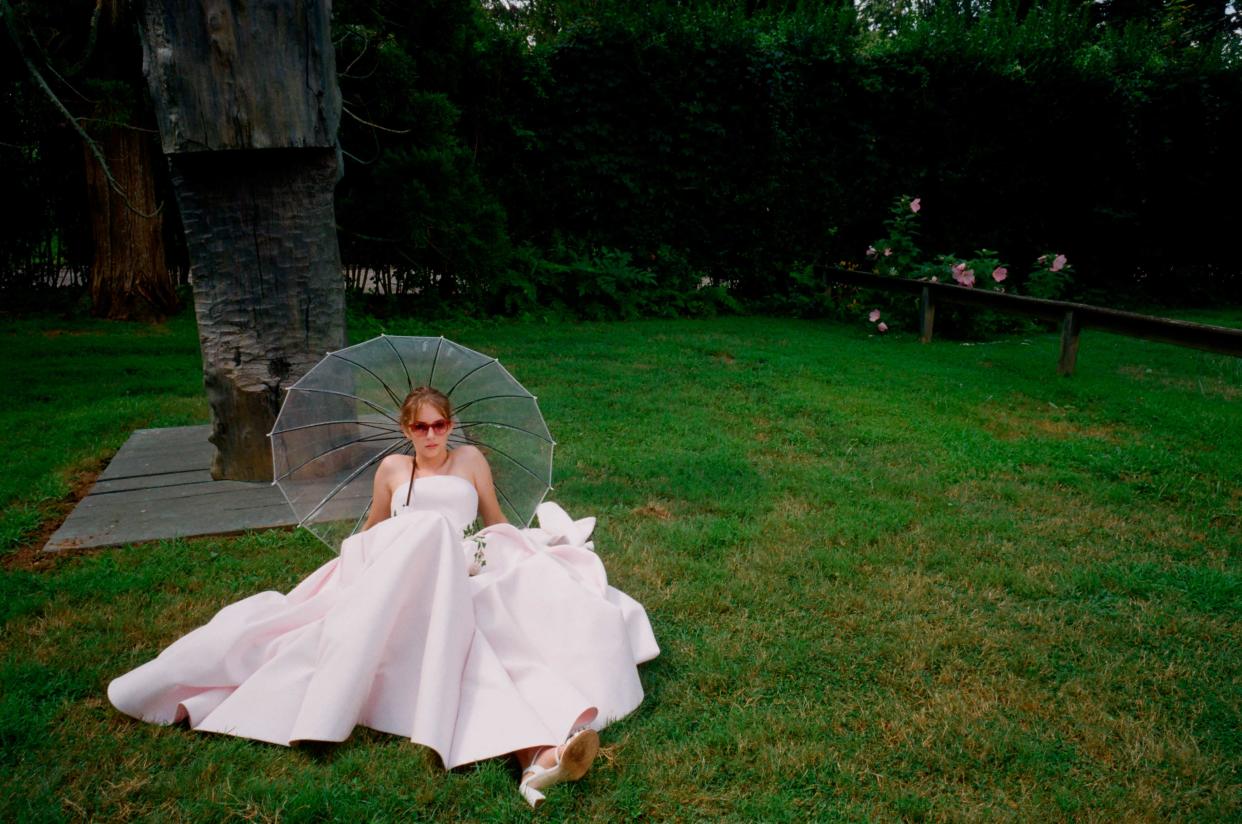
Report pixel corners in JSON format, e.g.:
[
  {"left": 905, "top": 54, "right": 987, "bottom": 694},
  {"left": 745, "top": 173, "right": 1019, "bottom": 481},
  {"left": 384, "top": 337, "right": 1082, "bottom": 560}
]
[{"left": 271, "top": 335, "right": 554, "bottom": 551}]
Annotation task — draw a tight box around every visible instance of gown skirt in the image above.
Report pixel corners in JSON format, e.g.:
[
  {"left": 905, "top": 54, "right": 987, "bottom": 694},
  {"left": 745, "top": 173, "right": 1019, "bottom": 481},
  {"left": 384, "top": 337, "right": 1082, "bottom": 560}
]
[{"left": 107, "top": 484, "right": 659, "bottom": 769}]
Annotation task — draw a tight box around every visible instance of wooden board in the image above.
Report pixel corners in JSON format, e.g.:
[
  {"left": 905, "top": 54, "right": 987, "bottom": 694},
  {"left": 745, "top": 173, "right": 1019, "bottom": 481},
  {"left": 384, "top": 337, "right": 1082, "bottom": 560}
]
[
  {"left": 42, "top": 425, "right": 297, "bottom": 552},
  {"left": 822, "top": 266, "right": 1242, "bottom": 358}
]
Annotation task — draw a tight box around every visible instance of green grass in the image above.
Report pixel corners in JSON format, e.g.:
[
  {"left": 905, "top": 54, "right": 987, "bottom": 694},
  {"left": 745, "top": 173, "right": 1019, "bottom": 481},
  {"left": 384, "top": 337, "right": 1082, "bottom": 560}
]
[{"left": 1, "top": 308, "right": 1240, "bottom": 822}]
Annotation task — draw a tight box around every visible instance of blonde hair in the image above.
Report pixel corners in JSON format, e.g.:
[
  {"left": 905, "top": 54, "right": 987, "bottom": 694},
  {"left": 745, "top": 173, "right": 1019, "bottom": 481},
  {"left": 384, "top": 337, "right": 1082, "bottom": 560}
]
[{"left": 400, "top": 386, "right": 453, "bottom": 430}]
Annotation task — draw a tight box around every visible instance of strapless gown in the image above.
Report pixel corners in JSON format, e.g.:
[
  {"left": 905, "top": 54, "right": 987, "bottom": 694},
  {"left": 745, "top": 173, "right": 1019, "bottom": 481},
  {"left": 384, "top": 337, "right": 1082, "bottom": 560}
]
[{"left": 107, "top": 475, "right": 659, "bottom": 768}]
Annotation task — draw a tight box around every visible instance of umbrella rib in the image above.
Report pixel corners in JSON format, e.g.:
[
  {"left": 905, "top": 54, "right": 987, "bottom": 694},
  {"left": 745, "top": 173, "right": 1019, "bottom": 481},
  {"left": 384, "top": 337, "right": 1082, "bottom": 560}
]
[
  {"left": 271, "top": 419, "right": 400, "bottom": 436},
  {"left": 382, "top": 335, "right": 413, "bottom": 393},
  {"left": 444, "top": 357, "right": 497, "bottom": 398},
  {"left": 492, "top": 479, "right": 521, "bottom": 522},
  {"left": 454, "top": 419, "right": 554, "bottom": 444},
  {"left": 427, "top": 336, "right": 445, "bottom": 388},
  {"left": 459, "top": 434, "right": 550, "bottom": 485},
  {"left": 275, "top": 430, "right": 403, "bottom": 482},
  {"left": 342, "top": 440, "right": 412, "bottom": 540},
  {"left": 327, "top": 352, "right": 404, "bottom": 408},
  {"left": 347, "top": 499, "right": 373, "bottom": 541},
  {"left": 290, "top": 387, "right": 400, "bottom": 423},
  {"left": 299, "top": 439, "right": 407, "bottom": 525},
  {"left": 453, "top": 393, "right": 536, "bottom": 415},
  {"left": 459, "top": 432, "right": 526, "bottom": 517}
]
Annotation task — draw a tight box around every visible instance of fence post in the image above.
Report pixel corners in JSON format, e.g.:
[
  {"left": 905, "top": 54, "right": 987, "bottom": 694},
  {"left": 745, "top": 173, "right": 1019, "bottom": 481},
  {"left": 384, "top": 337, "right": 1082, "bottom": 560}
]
[
  {"left": 1058, "top": 310, "right": 1081, "bottom": 376},
  {"left": 920, "top": 287, "right": 935, "bottom": 344}
]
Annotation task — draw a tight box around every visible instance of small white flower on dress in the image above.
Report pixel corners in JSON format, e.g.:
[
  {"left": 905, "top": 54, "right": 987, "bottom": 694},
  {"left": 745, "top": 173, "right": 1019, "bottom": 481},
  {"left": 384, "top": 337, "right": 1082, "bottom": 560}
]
[{"left": 467, "top": 534, "right": 488, "bottom": 576}]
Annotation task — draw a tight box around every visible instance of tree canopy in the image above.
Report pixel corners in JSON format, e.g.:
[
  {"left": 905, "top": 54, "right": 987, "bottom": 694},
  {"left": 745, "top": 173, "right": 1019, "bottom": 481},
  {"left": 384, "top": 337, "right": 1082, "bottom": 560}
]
[{"left": 4, "top": 0, "right": 1241, "bottom": 314}]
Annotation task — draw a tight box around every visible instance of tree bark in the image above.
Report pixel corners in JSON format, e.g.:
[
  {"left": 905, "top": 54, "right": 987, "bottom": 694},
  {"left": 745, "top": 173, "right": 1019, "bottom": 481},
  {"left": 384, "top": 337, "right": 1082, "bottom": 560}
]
[
  {"left": 82, "top": 127, "right": 179, "bottom": 322},
  {"left": 139, "top": 0, "right": 346, "bottom": 481},
  {"left": 141, "top": 0, "right": 339, "bottom": 154},
  {"left": 170, "top": 148, "right": 346, "bottom": 481}
]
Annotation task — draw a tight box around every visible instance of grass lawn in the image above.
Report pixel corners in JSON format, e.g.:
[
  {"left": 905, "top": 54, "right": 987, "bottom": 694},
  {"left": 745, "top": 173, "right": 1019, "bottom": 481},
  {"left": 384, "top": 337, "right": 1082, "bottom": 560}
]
[{"left": 1, "top": 308, "right": 1239, "bottom": 822}]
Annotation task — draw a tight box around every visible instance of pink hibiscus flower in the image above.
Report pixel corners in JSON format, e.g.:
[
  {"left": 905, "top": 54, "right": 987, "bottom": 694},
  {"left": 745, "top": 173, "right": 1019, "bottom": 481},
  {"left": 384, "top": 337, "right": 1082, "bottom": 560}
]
[
  {"left": 992, "top": 266, "right": 1008, "bottom": 283},
  {"left": 869, "top": 309, "right": 882, "bottom": 323},
  {"left": 910, "top": 198, "right": 921, "bottom": 214},
  {"left": 1051, "top": 254, "right": 1067, "bottom": 272},
  {"left": 877, "top": 322, "right": 889, "bottom": 332}
]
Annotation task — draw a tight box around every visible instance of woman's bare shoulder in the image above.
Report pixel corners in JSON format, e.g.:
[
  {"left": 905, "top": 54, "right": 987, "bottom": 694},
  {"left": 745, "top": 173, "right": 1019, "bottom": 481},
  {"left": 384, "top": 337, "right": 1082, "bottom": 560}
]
[
  {"left": 453, "top": 444, "right": 486, "bottom": 464},
  {"left": 377, "top": 453, "right": 413, "bottom": 476},
  {"left": 453, "top": 444, "right": 492, "bottom": 474}
]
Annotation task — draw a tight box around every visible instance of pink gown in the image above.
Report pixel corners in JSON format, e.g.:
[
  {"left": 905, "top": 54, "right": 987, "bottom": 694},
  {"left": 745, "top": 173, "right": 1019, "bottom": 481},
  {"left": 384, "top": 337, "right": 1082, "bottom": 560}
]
[{"left": 107, "top": 475, "right": 659, "bottom": 768}]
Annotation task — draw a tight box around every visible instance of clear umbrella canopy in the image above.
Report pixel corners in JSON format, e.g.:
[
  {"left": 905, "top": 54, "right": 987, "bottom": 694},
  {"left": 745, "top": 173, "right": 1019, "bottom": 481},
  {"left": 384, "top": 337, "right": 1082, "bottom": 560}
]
[{"left": 271, "top": 335, "right": 554, "bottom": 550}]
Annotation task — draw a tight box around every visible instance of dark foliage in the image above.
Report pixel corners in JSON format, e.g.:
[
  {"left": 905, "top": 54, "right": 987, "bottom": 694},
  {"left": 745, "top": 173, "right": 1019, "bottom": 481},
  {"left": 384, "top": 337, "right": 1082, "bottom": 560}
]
[
  {"left": 1, "top": 0, "right": 186, "bottom": 308},
  {"left": 5, "top": 0, "right": 1241, "bottom": 316}
]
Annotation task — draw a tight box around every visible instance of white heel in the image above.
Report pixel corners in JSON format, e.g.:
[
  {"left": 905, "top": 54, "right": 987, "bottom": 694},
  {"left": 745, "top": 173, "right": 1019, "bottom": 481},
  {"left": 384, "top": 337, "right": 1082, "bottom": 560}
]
[
  {"left": 519, "top": 781, "right": 546, "bottom": 808},
  {"left": 517, "top": 727, "right": 599, "bottom": 809}
]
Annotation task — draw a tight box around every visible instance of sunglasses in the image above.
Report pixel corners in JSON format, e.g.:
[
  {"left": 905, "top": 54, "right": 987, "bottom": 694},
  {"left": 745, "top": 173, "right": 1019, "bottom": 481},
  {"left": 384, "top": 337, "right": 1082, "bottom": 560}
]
[{"left": 409, "top": 418, "right": 451, "bottom": 436}]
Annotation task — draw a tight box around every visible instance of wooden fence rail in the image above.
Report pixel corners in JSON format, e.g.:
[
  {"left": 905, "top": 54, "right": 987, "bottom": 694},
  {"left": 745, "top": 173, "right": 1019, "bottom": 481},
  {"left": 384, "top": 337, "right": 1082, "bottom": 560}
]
[{"left": 820, "top": 267, "right": 1242, "bottom": 375}]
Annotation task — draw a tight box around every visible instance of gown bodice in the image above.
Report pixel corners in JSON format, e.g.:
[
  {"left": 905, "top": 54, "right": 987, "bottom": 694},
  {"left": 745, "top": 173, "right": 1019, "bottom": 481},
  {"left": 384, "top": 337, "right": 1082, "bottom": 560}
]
[{"left": 390, "top": 474, "right": 479, "bottom": 535}]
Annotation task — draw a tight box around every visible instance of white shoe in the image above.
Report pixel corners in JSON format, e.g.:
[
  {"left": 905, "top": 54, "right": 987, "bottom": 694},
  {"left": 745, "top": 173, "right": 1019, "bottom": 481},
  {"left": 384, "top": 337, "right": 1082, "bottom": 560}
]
[{"left": 518, "top": 727, "right": 600, "bottom": 808}]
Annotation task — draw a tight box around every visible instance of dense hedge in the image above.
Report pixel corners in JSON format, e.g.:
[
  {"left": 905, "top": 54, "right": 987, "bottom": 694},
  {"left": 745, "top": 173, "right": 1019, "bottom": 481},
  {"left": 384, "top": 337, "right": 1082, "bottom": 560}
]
[
  {"left": 481, "top": 7, "right": 1242, "bottom": 308},
  {"left": 333, "top": 3, "right": 1242, "bottom": 313},
  {"left": 6, "top": 2, "right": 1242, "bottom": 314}
]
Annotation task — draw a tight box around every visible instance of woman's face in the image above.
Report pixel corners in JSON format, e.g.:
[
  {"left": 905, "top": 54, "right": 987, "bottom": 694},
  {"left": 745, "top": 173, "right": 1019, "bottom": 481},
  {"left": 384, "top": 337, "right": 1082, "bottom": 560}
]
[{"left": 404, "top": 403, "right": 453, "bottom": 462}]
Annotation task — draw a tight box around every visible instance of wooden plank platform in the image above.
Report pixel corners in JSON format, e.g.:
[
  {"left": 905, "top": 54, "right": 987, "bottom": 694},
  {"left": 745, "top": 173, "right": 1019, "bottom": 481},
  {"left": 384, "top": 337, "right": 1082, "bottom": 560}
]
[{"left": 43, "top": 425, "right": 296, "bottom": 552}]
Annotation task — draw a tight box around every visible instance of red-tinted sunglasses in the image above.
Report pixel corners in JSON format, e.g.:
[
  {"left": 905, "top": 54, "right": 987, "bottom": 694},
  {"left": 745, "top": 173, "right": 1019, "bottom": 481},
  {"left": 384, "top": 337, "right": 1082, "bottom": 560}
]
[{"left": 409, "top": 418, "right": 451, "bottom": 436}]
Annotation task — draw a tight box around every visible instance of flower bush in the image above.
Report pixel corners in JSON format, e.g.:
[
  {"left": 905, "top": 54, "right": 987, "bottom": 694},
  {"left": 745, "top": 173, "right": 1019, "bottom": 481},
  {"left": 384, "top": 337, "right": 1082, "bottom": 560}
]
[
  {"left": 1026, "top": 253, "right": 1075, "bottom": 300},
  {"left": 861, "top": 195, "right": 1072, "bottom": 338}
]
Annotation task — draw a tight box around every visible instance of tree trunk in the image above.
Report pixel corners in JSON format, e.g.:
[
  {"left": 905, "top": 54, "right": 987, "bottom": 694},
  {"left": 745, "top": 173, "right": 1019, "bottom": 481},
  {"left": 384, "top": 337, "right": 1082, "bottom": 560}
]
[
  {"left": 139, "top": 0, "right": 345, "bottom": 481},
  {"left": 83, "top": 127, "right": 178, "bottom": 322},
  {"left": 170, "top": 148, "right": 346, "bottom": 481}
]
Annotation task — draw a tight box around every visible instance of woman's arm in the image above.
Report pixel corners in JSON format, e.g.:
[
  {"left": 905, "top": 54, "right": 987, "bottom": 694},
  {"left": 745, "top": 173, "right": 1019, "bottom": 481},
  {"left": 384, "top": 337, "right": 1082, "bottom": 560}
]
[
  {"left": 462, "top": 446, "right": 508, "bottom": 527},
  {"left": 362, "top": 455, "right": 402, "bottom": 531}
]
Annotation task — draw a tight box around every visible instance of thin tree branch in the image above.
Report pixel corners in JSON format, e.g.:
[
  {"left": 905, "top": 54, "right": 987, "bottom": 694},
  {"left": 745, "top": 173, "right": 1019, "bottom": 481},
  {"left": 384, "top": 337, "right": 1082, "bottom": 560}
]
[
  {"left": 44, "top": 57, "right": 98, "bottom": 103},
  {"left": 342, "top": 104, "right": 411, "bottom": 135},
  {"left": 336, "top": 224, "right": 405, "bottom": 244},
  {"left": 65, "top": 0, "right": 104, "bottom": 77},
  {"left": 74, "top": 116, "right": 159, "bottom": 133},
  {"left": 340, "top": 62, "right": 382, "bottom": 81},
  {"left": 339, "top": 145, "right": 378, "bottom": 166},
  {"left": 342, "top": 31, "right": 371, "bottom": 76},
  {"left": 1, "top": 0, "right": 163, "bottom": 220}
]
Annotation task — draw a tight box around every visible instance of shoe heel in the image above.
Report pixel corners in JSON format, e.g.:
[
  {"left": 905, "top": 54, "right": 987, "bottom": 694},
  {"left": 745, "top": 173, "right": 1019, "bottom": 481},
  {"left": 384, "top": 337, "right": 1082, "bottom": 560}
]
[{"left": 520, "top": 783, "right": 545, "bottom": 808}]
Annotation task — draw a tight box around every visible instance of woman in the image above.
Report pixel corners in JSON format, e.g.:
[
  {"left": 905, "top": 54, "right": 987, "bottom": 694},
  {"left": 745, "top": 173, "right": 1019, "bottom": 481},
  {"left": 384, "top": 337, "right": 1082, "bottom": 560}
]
[{"left": 108, "top": 387, "right": 659, "bottom": 807}]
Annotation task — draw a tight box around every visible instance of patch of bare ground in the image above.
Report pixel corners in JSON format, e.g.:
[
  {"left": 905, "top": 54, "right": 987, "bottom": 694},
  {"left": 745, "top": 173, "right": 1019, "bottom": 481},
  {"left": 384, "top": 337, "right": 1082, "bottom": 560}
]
[
  {"left": 631, "top": 500, "right": 673, "bottom": 520},
  {"left": 1118, "top": 364, "right": 1242, "bottom": 400},
  {"left": 39, "top": 329, "right": 101, "bottom": 338},
  {"left": 769, "top": 494, "right": 818, "bottom": 520},
  {"left": 943, "top": 475, "right": 1133, "bottom": 537},
  {"left": 4, "top": 455, "right": 108, "bottom": 572},
  {"left": 979, "top": 393, "right": 1127, "bottom": 442}
]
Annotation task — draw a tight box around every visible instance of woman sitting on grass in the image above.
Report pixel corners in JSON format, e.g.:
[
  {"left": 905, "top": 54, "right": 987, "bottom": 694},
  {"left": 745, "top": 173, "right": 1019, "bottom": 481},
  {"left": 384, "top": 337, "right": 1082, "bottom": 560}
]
[{"left": 108, "top": 386, "right": 659, "bottom": 807}]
